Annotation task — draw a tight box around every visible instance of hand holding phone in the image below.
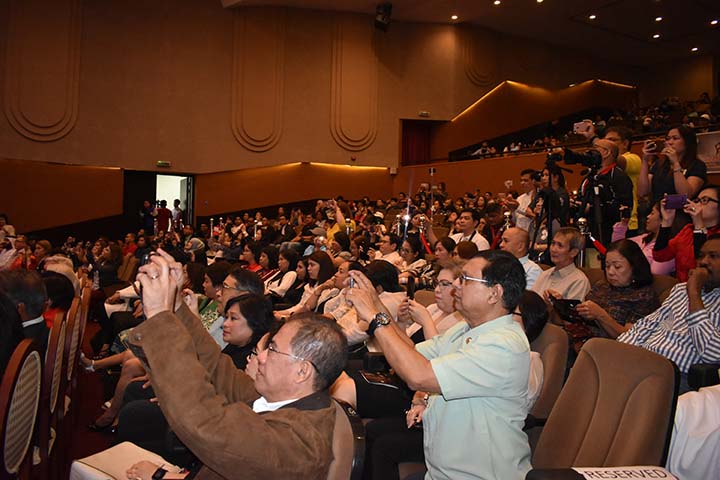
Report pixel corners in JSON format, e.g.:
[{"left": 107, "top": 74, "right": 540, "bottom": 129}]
[
  {"left": 665, "top": 194, "right": 687, "bottom": 210},
  {"left": 406, "top": 276, "right": 416, "bottom": 300}
]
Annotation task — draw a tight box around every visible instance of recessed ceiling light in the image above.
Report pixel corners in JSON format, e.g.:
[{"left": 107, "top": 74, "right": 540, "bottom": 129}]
[
  {"left": 653, "top": 33, "right": 660, "bottom": 39},
  {"left": 451, "top": 15, "right": 458, "bottom": 20},
  {"left": 691, "top": 47, "right": 699, "bottom": 52},
  {"left": 655, "top": 16, "right": 663, "bottom": 22},
  {"left": 494, "top": 0, "right": 501, "bottom": 5},
  {"left": 537, "top": 0, "right": 544, "bottom": 3},
  {"left": 711, "top": 20, "right": 718, "bottom": 26},
  {"left": 569, "top": 84, "right": 576, "bottom": 87},
  {"left": 588, "top": 14, "right": 597, "bottom": 20}
]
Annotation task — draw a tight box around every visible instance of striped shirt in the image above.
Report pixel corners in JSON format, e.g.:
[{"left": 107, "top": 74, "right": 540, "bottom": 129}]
[{"left": 617, "top": 283, "right": 720, "bottom": 373}]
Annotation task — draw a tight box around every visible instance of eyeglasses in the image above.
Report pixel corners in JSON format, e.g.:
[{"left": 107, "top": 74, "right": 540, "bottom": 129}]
[
  {"left": 458, "top": 273, "right": 492, "bottom": 286},
  {"left": 267, "top": 344, "right": 319, "bottom": 373},
  {"left": 222, "top": 283, "right": 243, "bottom": 291},
  {"left": 436, "top": 280, "right": 454, "bottom": 289},
  {"left": 697, "top": 197, "right": 719, "bottom": 205}
]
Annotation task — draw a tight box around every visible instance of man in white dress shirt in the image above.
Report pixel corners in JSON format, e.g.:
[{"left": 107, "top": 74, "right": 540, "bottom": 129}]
[{"left": 501, "top": 227, "right": 542, "bottom": 289}]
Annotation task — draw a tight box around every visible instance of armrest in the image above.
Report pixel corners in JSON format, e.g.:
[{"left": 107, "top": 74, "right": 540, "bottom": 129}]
[
  {"left": 523, "top": 414, "right": 547, "bottom": 431},
  {"left": 526, "top": 469, "right": 584, "bottom": 480},
  {"left": 688, "top": 363, "right": 720, "bottom": 390}
]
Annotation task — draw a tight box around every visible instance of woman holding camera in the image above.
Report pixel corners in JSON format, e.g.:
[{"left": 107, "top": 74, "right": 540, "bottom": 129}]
[
  {"left": 639, "top": 125, "right": 707, "bottom": 205},
  {"left": 654, "top": 185, "right": 720, "bottom": 282}
]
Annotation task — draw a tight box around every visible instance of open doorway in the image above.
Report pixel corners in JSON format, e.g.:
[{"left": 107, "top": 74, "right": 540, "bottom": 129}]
[{"left": 156, "top": 174, "right": 194, "bottom": 229}]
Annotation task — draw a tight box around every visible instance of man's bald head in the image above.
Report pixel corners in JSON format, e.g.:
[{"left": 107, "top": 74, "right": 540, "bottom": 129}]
[{"left": 500, "top": 227, "right": 529, "bottom": 259}]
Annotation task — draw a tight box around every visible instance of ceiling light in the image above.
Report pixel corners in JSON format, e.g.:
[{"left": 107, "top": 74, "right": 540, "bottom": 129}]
[
  {"left": 588, "top": 14, "right": 597, "bottom": 20},
  {"left": 537, "top": 0, "right": 544, "bottom": 3},
  {"left": 653, "top": 34, "right": 660, "bottom": 39},
  {"left": 494, "top": 0, "right": 501, "bottom": 5},
  {"left": 711, "top": 20, "right": 718, "bottom": 26},
  {"left": 691, "top": 47, "right": 699, "bottom": 52},
  {"left": 451, "top": 15, "right": 458, "bottom": 20},
  {"left": 655, "top": 16, "right": 663, "bottom": 22},
  {"left": 569, "top": 84, "right": 575, "bottom": 87}
]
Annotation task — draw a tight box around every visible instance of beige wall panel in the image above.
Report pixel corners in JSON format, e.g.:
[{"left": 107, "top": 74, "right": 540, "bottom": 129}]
[
  {"left": 330, "top": 14, "right": 378, "bottom": 151},
  {"left": 232, "top": 8, "right": 285, "bottom": 152},
  {"left": 392, "top": 153, "right": 586, "bottom": 202},
  {"left": 195, "top": 163, "right": 393, "bottom": 216},
  {"left": 1, "top": 0, "right": 703, "bottom": 178},
  {"left": 4, "top": 0, "right": 81, "bottom": 141},
  {"left": 639, "top": 55, "right": 715, "bottom": 106},
  {"left": 0, "top": 158, "right": 122, "bottom": 233}
]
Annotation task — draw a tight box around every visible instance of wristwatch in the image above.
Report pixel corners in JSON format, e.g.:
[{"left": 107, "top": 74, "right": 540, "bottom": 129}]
[
  {"left": 152, "top": 467, "right": 168, "bottom": 480},
  {"left": 366, "top": 312, "right": 392, "bottom": 336}
]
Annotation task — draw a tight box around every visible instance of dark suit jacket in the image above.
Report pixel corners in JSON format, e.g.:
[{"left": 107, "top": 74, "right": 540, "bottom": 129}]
[{"left": 132, "top": 304, "right": 336, "bottom": 480}]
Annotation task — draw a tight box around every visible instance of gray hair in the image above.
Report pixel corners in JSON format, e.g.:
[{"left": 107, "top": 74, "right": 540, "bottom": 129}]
[{"left": 287, "top": 313, "right": 348, "bottom": 391}]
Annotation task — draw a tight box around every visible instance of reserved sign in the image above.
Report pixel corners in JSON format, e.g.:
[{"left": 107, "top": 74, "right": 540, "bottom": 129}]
[{"left": 572, "top": 466, "right": 677, "bottom": 479}]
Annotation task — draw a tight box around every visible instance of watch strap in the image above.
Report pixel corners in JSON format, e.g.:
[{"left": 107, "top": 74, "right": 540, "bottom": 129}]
[{"left": 152, "top": 467, "right": 168, "bottom": 480}]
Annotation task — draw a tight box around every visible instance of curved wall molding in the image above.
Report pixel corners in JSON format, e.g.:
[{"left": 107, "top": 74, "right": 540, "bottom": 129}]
[
  {"left": 330, "top": 15, "right": 378, "bottom": 152},
  {"left": 4, "top": 0, "right": 82, "bottom": 142},
  {"left": 462, "top": 27, "right": 499, "bottom": 88},
  {"left": 231, "top": 8, "right": 285, "bottom": 152}
]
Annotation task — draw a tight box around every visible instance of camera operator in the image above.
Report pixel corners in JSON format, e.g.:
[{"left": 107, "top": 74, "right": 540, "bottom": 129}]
[
  {"left": 577, "top": 139, "right": 634, "bottom": 246},
  {"left": 578, "top": 122, "right": 643, "bottom": 235}
]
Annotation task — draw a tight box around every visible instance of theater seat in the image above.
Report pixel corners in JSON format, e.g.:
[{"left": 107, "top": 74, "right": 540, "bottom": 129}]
[
  {"left": 327, "top": 400, "right": 365, "bottom": 480},
  {"left": 529, "top": 338, "right": 679, "bottom": 478},
  {"left": 525, "top": 323, "right": 569, "bottom": 451}
]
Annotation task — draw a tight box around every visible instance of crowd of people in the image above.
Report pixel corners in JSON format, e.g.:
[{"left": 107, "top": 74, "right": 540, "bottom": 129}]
[
  {"left": 1, "top": 120, "right": 720, "bottom": 479},
  {"left": 468, "top": 92, "right": 720, "bottom": 160}
]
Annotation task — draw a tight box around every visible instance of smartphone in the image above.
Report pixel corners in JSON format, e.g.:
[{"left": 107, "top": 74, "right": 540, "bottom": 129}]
[
  {"left": 550, "top": 297, "right": 581, "bottom": 322},
  {"left": 665, "top": 194, "right": 687, "bottom": 210},
  {"left": 573, "top": 121, "right": 590, "bottom": 134},
  {"left": 406, "top": 276, "right": 416, "bottom": 300},
  {"left": 645, "top": 140, "right": 659, "bottom": 152}
]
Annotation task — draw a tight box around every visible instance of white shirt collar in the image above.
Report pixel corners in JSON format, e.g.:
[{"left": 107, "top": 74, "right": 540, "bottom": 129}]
[
  {"left": 252, "top": 396, "right": 299, "bottom": 413},
  {"left": 22, "top": 316, "right": 45, "bottom": 328}
]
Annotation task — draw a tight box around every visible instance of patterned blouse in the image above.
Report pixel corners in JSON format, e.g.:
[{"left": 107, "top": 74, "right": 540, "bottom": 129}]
[{"left": 566, "top": 281, "right": 660, "bottom": 352}]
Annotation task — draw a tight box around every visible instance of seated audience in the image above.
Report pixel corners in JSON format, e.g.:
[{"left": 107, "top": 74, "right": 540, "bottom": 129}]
[
  {"left": 532, "top": 227, "right": 591, "bottom": 302},
  {"left": 0, "top": 270, "right": 49, "bottom": 354},
  {"left": 613, "top": 201, "right": 676, "bottom": 276},
  {"left": 118, "top": 250, "right": 348, "bottom": 480},
  {"left": 370, "top": 233, "right": 403, "bottom": 267},
  {"left": 264, "top": 249, "right": 299, "bottom": 301},
  {"left": 0, "top": 290, "right": 24, "bottom": 378},
  {"left": 655, "top": 186, "right": 720, "bottom": 281},
  {"left": 570, "top": 240, "right": 660, "bottom": 352},
  {"left": 500, "top": 227, "right": 543, "bottom": 289},
  {"left": 454, "top": 240, "right": 479, "bottom": 260},
  {"left": 274, "top": 251, "right": 336, "bottom": 319},
  {"left": 397, "top": 236, "right": 433, "bottom": 288},
  {"left": 347, "top": 250, "right": 532, "bottom": 479},
  {"left": 40, "top": 270, "right": 75, "bottom": 328},
  {"left": 398, "top": 263, "right": 464, "bottom": 344},
  {"left": 618, "top": 235, "right": 720, "bottom": 394}
]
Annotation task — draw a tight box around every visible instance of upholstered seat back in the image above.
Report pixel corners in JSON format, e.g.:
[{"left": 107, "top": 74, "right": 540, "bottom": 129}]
[
  {"left": 533, "top": 338, "right": 678, "bottom": 468},
  {"left": 530, "top": 323, "right": 568, "bottom": 419},
  {"left": 327, "top": 400, "right": 364, "bottom": 480}
]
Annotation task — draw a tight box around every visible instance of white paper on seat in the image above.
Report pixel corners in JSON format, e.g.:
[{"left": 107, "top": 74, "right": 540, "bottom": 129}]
[
  {"left": 572, "top": 466, "right": 677, "bottom": 479},
  {"left": 70, "top": 442, "right": 180, "bottom": 480}
]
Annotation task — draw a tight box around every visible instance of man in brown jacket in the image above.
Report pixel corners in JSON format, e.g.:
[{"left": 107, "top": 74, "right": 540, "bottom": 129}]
[{"left": 124, "top": 250, "right": 348, "bottom": 480}]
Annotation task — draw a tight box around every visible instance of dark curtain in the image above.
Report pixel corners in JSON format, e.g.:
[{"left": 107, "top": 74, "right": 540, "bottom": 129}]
[{"left": 401, "top": 120, "right": 433, "bottom": 166}]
